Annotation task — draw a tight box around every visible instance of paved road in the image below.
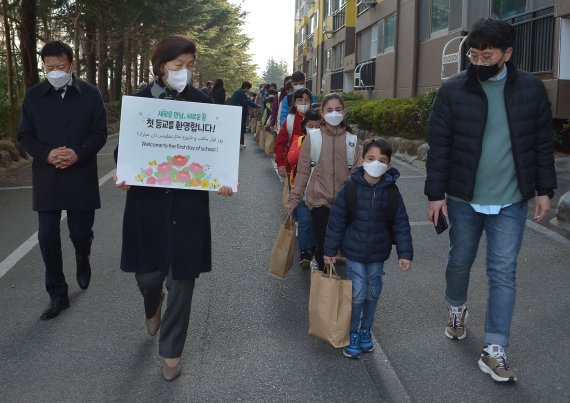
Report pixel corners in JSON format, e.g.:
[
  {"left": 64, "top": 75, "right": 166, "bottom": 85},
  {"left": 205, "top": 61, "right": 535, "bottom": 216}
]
[{"left": 0, "top": 132, "right": 569, "bottom": 402}]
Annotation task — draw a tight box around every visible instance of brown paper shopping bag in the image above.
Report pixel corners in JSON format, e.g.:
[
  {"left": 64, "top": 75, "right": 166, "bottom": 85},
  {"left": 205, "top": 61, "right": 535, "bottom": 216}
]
[
  {"left": 264, "top": 132, "right": 276, "bottom": 155},
  {"left": 282, "top": 178, "right": 289, "bottom": 209},
  {"left": 268, "top": 216, "right": 297, "bottom": 279},
  {"left": 258, "top": 126, "right": 267, "bottom": 150},
  {"left": 308, "top": 263, "right": 352, "bottom": 348}
]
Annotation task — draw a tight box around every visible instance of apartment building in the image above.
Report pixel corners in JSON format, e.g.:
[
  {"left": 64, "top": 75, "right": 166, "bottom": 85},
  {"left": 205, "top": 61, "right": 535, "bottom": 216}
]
[{"left": 293, "top": 0, "right": 570, "bottom": 118}]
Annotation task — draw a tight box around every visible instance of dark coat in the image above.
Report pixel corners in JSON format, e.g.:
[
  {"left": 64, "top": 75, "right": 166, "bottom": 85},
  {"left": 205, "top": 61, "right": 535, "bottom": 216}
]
[
  {"left": 324, "top": 167, "right": 413, "bottom": 264},
  {"left": 424, "top": 62, "right": 557, "bottom": 202},
  {"left": 17, "top": 76, "right": 108, "bottom": 211},
  {"left": 210, "top": 86, "right": 226, "bottom": 104},
  {"left": 117, "top": 79, "right": 214, "bottom": 280}
]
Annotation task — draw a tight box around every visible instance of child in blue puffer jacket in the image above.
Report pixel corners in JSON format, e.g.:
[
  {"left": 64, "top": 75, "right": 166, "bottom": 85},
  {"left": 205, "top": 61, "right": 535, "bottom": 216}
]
[{"left": 324, "top": 137, "right": 413, "bottom": 359}]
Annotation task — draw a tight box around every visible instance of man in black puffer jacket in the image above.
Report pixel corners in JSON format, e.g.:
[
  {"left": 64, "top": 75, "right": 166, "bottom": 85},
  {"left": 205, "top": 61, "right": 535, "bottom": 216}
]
[{"left": 425, "top": 18, "right": 556, "bottom": 383}]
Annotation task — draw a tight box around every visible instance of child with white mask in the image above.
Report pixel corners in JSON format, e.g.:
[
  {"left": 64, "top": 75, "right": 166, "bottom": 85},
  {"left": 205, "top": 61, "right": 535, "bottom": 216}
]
[
  {"left": 286, "top": 93, "right": 362, "bottom": 272},
  {"left": 324, "top": 137, "right": 413, "bottom": 359}
]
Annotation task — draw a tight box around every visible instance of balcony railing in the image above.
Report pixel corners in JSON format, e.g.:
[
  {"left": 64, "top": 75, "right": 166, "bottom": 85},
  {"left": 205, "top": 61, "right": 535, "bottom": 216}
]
[
  {"left": 331, "top": 68, "right": 344, "bottom": 92},
  {"left": 333, "top": 5, "right": 346, "bottom": 31},
  {"left": 354, "top": 59, "right": 376, "bottom": 89},
  {"left": 307, "top": 33, "right": 314, "bottom": 53},
  {"left": 297, "top": 42, "right": 304, "bottom": 58},
  {"left": 357, "top": 1, "right": 372, "bottom": 16},
  {"left": 503, "top": 6, "right": 554, "bottom": 73}
]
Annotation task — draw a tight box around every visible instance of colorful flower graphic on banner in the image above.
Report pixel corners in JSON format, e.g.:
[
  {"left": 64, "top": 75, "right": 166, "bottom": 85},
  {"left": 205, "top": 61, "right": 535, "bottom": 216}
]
[{"left": 134, "top": 155, "right": 221, "bottom": 190}]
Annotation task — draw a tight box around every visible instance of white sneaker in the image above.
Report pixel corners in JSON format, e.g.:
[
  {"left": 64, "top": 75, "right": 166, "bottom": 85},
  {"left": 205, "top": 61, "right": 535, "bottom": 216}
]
[{"left": 310, "top": 259, "right": 319, "bottom": 273}]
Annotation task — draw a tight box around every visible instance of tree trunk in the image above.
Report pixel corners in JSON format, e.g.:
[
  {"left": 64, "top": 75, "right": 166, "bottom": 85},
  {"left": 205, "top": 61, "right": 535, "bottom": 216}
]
[
  {"left": 132, "top": 50, "right": 138, "bottom": 93},
  {"left": 111, "top": 33, "right": 124, "bottom": 101},
  {"left": 20, "top": 0, "right": 39, "bottom": 90},
  {"left": 97, "top": 27, "right": 109, "bottom": 102},
  {"left": 84, "top": 19, "right": 97, "bottom": 85},
  {"left": 141, "top": 35, "right": 150, "bottom": 82},
  {"left": 124, "top": 32, "right": 132, "bottom": 95},
  {"left": 2, "top": 0, "right": 14, "bottom": 104}
]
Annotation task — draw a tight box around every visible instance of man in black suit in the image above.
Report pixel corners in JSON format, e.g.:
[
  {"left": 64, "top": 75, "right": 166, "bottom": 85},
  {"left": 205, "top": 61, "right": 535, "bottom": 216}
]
[{"left": 18, "top": 41, "right": 108, "bottom": 320}]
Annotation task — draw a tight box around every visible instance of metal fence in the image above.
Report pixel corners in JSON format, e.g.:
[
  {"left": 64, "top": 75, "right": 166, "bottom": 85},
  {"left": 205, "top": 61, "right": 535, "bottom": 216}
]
[
  {"left": 333, "top": 5, "right": 346, "bottom": 31},
  {"left": 504, "top": 6, "right": 554, "bottom": 73}
]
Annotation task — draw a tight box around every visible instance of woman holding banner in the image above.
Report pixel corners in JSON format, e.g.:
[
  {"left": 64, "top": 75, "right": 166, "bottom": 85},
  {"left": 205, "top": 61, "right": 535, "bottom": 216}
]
[{"left": 114, "top": 35, "right": 234, "bottom": 382}]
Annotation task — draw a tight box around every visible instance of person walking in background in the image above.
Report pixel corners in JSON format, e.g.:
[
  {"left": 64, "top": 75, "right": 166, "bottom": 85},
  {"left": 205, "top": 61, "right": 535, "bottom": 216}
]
[
  {"left": 275, "top": 88, "right": 316, "bottom": 269},
  {"left": 114, "top": 35, "right": 235, "bottom": 382},
  {"left": 425, "top": 18, "right": 556, "bottom": 383},
  {"left": 230, "top": 81, "right": 259, "bottom": 149},
  {"left": 286, "top": 93, "right": 361, "bottom": 271},
  {"left": 210, "top": 78, "right": 226, "bottom": 105},
  {"left": 324, "top": 138, "right": 413, "bottom": 359},
  {"left": 278, "top": 71, "right": 315, "bottom": 127},
  {"left": 266, "top": 75, "right": 292, "bottom": 132},
  {"left": 200, "top": 80, "right": 212, "bottom": 97},
  {"left": 17, "top": 40, "right": 108, "bottom": 321}
]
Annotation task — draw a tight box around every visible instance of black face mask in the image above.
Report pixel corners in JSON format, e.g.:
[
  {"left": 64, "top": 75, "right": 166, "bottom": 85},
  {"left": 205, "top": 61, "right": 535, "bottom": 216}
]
[{"left": 473, "top": 62, "right": 501, "bottom": 81}]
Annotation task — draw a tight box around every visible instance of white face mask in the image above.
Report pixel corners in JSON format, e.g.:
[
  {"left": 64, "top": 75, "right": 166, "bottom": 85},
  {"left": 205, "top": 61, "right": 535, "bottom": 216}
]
[
  {"left": 296, "top": 104, "right": 310, "bottom": 114},
  {"left": 47, "top": 70, "right": 72, "bottom": 89},
  {"left": 165, "top": 67, "right": 191, "bottom": 92},
  {"left": 323, "top": 111, "right": 344, "bottom": 126},
  {"left": 363, "top": 160, "right": 388, "bottom": 178},
  {"left": 293, "top": 84, "right": 305, "bottom": 91},
  {"left": 306, "top": 128, "right": 320, "bottom": 136}
]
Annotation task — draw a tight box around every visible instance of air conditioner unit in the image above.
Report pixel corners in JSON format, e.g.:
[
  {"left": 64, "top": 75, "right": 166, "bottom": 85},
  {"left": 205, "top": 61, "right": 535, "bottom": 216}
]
[{"left": 364, "top": 0, "right": 378, "bottom": 7}]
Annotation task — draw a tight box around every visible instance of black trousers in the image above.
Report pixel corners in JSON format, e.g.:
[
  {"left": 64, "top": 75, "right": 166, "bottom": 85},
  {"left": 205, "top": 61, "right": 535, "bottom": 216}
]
[
  {"left": 37, "top": 210, "right": 95, "bottom": 298},
  {"left": 240, "top": 109, "right": 247, "bottom": 145},
  {"left": 135, "top": 269, "right": 196, "bottom": 359},
  {"left": 311, "top": 206, "right": 331, "bottom": 270}
]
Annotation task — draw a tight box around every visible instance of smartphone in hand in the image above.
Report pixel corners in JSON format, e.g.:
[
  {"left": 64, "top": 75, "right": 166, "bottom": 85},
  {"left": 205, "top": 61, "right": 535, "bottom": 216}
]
[{"left": 435, "top": 210, "right": 448, "bottom": 234}]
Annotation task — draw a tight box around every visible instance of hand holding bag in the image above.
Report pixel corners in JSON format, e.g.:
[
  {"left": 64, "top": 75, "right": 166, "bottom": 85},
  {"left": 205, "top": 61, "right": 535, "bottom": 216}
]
[
  {"left": 308, "top": 263, "right": 352, "bottom": 348},
  {"left": 268, "top": 216, "right": 297, "bottom": 279}
]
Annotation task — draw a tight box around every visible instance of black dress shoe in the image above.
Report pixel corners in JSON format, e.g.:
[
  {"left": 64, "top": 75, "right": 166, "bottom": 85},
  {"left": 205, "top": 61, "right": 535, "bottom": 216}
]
[
  {"left": 40, "top": 296, "right": 70, "bottom": 320},
  {"left": 76, "top": 254, "right": 91, "bottom": 290}
]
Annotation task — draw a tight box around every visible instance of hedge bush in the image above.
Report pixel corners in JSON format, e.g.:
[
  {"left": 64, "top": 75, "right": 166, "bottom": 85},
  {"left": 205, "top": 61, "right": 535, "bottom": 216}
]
[{"left": 345, "top": 89, "right": 437, "bottom": 141}]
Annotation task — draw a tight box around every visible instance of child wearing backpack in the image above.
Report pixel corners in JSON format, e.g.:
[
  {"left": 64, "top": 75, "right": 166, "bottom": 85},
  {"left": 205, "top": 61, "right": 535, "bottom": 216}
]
[
  {"left": 274, "top": 88, "right": 313, "bottom": 178},
  {"left": 324, "top": 137, "right": 413, "bottom": 359},
  {"left": 275, "top": 88, "right": 315, "bottom": 268},
  {"left": 286, "top": 93, "right": 361, "bottom": 271},
  {"left": 287, "top": 109, "right": 322, "bottom": 269}
]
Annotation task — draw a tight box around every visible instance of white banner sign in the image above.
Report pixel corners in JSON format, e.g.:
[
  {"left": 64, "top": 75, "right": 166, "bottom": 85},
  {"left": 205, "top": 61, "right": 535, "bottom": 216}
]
[{"left": 116, "top": 95, "right": 241, "bottom": 192}]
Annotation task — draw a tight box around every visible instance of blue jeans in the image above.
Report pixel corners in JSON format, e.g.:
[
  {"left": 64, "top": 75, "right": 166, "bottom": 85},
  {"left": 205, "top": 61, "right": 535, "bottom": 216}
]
[
  {"left": 346, "top": 259, "right": 385, "bottom": 333},
  {"left": 293, "top": 200, "right": 315, "bottom": 254},
  {"left": 445, "top": 198, "right": 528, "bottom": 346}
]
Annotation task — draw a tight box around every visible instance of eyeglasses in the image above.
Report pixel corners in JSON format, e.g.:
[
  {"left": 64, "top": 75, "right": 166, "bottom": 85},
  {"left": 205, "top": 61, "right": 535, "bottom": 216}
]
[{"left": 466, "top": 50, "right": 502, "bottom": 66}]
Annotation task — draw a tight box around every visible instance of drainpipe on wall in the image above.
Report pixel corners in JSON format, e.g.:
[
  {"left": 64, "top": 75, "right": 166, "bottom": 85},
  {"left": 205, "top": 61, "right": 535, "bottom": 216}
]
[
  {"left": 411, "top": 0, "right": 420, "bottom": 97},
  {"left": 393, "top": 0, "right": 401, "bottom": 98}
]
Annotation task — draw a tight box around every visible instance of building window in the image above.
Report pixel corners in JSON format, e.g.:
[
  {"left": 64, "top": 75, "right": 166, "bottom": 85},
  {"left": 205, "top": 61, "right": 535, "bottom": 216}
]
[
  {"left": 491, "top": 0, "right": 553, "bottom": 19},
  {"left": 384, "top": 14, "right": 395, "bottom": 51},
  {"left": 332, "top": 42, "right": 345, "bottom": 71},
  {"left": 431, "top": 0, "right": 449, "bottom": 33}
]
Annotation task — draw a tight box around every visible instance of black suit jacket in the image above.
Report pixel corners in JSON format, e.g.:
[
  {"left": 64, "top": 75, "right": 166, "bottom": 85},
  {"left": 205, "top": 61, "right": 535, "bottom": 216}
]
[{"left": 17, "top": 76, "right": 108, "bottom": 211}]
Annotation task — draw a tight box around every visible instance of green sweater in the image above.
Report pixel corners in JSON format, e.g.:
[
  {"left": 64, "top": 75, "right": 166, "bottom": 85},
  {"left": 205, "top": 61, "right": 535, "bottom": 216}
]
[{"left": 471, "top": 74, "right": 521, "bottom": 205}]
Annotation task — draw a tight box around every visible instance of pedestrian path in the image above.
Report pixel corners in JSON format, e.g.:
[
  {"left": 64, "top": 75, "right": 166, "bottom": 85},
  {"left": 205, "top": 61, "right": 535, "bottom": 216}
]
[{"left": 0, "top": 132, "right": 569, "bottom": 402}]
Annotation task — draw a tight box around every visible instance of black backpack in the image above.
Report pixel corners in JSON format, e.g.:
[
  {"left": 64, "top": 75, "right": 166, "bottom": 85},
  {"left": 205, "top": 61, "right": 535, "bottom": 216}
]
[{"left": 343, "top": 177, "right": 400, "bottom": 244}]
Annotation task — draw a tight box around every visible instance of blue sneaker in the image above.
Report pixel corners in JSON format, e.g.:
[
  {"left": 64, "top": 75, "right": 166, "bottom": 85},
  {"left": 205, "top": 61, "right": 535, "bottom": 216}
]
[
  {"left": 343, "top": 332, "right": 362, "bottom": 359},
  {"left": 359, "top": 328, "right": 374, "bottom": 352}
]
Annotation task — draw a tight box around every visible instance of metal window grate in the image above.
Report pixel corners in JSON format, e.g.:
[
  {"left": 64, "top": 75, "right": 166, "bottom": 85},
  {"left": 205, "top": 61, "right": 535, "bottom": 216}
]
[
  {"left": 331, "top": 69, "right": 344, "bottom": 92},
  {"left": 503, "top": 6, "right": 554, "bottom": 73},
  {"left": 354, "top": 59, "right": 376, "bottom": 89}
]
